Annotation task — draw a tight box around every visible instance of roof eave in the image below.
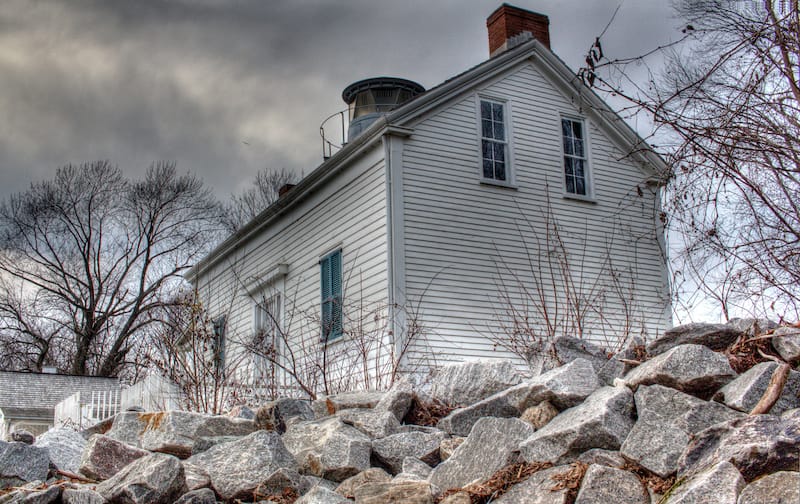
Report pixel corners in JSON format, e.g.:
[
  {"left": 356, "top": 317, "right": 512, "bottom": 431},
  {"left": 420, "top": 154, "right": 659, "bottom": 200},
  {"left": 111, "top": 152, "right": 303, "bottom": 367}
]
[{"left": 186, "top": 116, "right": 393, "bottom": 282}]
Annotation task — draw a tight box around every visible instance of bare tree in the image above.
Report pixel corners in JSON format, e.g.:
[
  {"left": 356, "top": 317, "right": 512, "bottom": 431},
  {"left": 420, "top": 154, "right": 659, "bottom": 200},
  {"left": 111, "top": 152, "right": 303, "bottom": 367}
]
[
  {"left": 224, "top": 167, "right": 298, "bottom": 232},
  {"left": 580, "top": 1, "right": 800, "bottom": 320},
  {"left": 0, "top": 161, "right": 223, "bottom": 376},
  {"left": 144, "top": 290, "right": 251, "bottom": 413}
]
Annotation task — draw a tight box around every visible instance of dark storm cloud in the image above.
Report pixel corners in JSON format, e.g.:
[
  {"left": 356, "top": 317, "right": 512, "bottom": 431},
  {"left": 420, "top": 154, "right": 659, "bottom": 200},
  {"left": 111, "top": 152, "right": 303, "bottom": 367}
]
[{"left": 0, "top": 0, "right": 677, "bottom": 200}]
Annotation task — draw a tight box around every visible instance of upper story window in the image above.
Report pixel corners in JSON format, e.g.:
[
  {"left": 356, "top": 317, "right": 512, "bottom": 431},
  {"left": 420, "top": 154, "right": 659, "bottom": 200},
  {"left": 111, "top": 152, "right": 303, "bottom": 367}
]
[
  {"left": 562, "top": 117, "right": 589, "bottom": 196},
  {"left": 480, "top": 99, "right": 509, "bottom": 182},
  {"left": 320, "top": 249, "right": 343, "bottom": 342}
]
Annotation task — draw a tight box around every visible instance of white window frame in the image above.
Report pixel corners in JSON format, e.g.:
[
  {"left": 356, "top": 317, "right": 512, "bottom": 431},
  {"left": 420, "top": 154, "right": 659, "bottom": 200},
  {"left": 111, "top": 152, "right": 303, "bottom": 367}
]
[
  {"left": 476, "top": 95, "right": 516, "bottom": 188},
  {"left": 560, "top": 115, "right": 595, "bottom": 201},
  {"left": 253, "top": 291, "right": 283, "bottom": 392}
]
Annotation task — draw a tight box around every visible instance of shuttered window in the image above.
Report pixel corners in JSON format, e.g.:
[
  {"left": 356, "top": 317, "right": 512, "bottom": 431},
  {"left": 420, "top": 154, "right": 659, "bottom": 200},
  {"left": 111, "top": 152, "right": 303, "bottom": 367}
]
[{"left": 320, "top": 250, "right": 343, "bottom": 341}]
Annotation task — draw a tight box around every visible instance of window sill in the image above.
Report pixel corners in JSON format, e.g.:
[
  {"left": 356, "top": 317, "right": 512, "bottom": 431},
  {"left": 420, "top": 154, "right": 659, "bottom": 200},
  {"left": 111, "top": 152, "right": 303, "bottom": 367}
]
[
  {"left": 562, "top": 192, "right": 597, "bottom": 204},
  {"left": 480, "top": 178, "right": 518, "bottom": 190}
]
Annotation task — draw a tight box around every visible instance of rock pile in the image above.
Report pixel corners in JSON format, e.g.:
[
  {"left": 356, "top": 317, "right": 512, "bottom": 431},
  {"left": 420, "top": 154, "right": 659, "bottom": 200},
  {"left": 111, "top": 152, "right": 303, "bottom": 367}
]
[{"left": 1, "top": 320, "right": 799, "bottom": 503}]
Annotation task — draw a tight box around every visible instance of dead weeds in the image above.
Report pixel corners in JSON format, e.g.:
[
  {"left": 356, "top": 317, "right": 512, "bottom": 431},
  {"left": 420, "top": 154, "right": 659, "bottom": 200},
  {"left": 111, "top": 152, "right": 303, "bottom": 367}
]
[
  {"left": 621, "top": 460, "right": 676, "bottom": 495},
  {"left": 403, "top": 394, "right": 455, "bottom": 427},
  {"left": 549, "top": 461, "right": 589, "bottom": 501},
  {"left": 436, "top": 461, "right": 553, "bottom": 504}
]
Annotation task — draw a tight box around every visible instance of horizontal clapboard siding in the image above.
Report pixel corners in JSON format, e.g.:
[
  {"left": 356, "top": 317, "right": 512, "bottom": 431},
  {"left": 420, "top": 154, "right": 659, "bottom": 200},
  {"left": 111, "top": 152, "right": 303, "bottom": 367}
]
[
  {"left": 401, "top": 61, "right": 669, "bottom": 367},
  {"left": 195, "top": 145, "right": 391, "bottom": 394}
]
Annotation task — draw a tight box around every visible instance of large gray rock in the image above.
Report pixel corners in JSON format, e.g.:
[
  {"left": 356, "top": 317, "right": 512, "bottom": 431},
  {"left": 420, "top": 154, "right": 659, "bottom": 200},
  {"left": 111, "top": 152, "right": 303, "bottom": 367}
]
[
  {"left": 621, "top": 384, "right": 743, "bottom": 477},
  {"left": 34, "top": 427, "right": 87, "bottom": 474},
  {"left": 437, "top": 359, "right": 599, "bottom": 436},
  {"left": 79, "top": 434, "right": 150, "bottom": 481},
  {"left": 336, "top": 408, "right": 400, "bottom": 439},
  {"left": 771, "top": 326, "right": 800, "bottom": 363},
  {"left": 428, "top": 360, "right": 522, "bottom": 406},
  {"left": 255, "top": 398, "right": 315, "bottom": 433},
  {"left": 282, "top": 417, "right": 372, "bottom": 482},
  {"left": 713, "top": 361, "right": 800, "bottom": 414},
  {"left": 647, "top": 323, "right": 742, "bottom": 356},
  {"left": 95, "top": 452, "right": 188, "bottom": 504},
  {"left": 0, "top": 441, "right": 50, "bottom": 488},
  {"left": 180, "top": 461, "right": 210, "bottom": 491},
  {"left": 401, "top": 457, "right": 432, "bottom": 479},
  {"left": 352, "top": 480, "right": 433, "bottom": 504},
  {"left": 335, "top": 468, "right": 391, "bottom": 499},
  {"left": 663, "top": 461, "right": 743, "bottom": 504},
  {"left": 61, "top": 488, "right": 106, "bottom": 504},
  {"left": 430, "top": 417, "right": 534, "bottom": 491},
  {"left": 574, "top": 464, "right": 648, "bottom": 504},
  {"left": 493, "top": 465, "right": 573, "bottom": 503},
  {"left": 371, "top": 430, "right": 447, "bottom": 474},
  {"left": 11, "top": 485, "right": 61, "bottom": 504},
  {"left": 552, "top": 336, "right": 624, "bottom": 385},
  {"left": 173, "top": 488, "right": 216, "bottom": 504},
  {"left": 678, "top": 414, "right": 800, "bottom": 482},
  {"left": 521, "top": 401, "right": 559, "bottom": 429},
  {"left": 577, "top": 449, "right": 627, "bottom": 468},
  {"left": 296, "top": 485, "right": 352, "bottom": 504},
  {"left": 737, "top": 471, "right": 800, "bottom": 504},
  {"left": 374, "top": 380, "right": 413, "bottom": 421},
  {"left": 106, "top": 411, "right": 255, "bottom": 458},
  {"left": 318, "top": 391, "right": 385, "bottom": 414},
  {"left": 624, "top": 344, "right": 736, "bottom": 396},
  {"left": 185, "top": 430, "right": 301, "bottom": 501},
  {"left": 520, "top": 386, "right": 634, "bottom": 464}
]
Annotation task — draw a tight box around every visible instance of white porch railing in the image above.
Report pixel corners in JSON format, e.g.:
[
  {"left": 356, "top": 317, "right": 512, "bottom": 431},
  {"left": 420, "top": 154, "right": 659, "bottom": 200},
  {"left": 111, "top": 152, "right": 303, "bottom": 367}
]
[{"left": 54, "top": 389, "right": 120, "bottom": 430}]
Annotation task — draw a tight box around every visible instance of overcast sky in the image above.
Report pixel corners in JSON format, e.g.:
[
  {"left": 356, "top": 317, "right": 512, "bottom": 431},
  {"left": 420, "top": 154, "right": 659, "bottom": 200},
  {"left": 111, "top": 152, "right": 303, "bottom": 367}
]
[{"left": 0, "top": 0, "right": 681, "bottom": 201}]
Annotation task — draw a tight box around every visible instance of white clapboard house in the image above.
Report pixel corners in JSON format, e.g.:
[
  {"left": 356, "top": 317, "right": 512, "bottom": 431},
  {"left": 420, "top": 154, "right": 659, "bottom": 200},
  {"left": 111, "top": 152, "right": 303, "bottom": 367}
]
[{"left": 187, "top": 5, "right": 671, "bottom": 397}]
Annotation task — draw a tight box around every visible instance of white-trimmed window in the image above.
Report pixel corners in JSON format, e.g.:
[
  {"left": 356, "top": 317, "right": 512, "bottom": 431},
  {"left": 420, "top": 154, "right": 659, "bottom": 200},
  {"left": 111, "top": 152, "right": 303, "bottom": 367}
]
[
  {"left": 479, "top": 99, "right": 509, "bottom": 182},
  {"left": 253, "top": 293, "right": 282, "bottom": 387},
  {"left": 561, "top": 117, "right": 589, "bottom": 196}
]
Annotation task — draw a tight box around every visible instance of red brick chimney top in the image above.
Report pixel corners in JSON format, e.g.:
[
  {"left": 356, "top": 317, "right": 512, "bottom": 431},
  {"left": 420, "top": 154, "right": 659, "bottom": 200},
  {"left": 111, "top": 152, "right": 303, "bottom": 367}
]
[{"left": 487, "top": 4, "right": 550, "bottom": 56}]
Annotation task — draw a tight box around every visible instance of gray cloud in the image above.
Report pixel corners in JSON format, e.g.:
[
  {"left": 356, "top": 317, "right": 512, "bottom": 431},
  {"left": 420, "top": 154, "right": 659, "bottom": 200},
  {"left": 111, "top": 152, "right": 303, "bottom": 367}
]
[{"left": 0, "top": 0, "right": 678, "bottom": 200}]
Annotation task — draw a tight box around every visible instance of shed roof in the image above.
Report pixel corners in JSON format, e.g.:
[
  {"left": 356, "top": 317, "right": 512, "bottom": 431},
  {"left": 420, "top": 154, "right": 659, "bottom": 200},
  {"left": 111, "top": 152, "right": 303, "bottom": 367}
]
[{"left": 0, "top": 370, "right": 119, "bottom": 411}]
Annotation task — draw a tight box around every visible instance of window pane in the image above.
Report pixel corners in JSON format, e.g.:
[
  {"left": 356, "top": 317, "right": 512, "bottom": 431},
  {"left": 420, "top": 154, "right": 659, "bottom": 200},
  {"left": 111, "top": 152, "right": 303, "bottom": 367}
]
[
  {"left": 575, "top": 177, "right": 586, "bottom": 195},
  {"left": 564, "top": 157, "right": 574, "bottom": 175},
  {"left": 574, "top": 159, "right": 585, "bottom": 178},
  {"left": 492, "top": 103, "right": 503, "bottom": 122},
  {"left": 495, "top": 161, "right": 506, "bottom": 181},
  {"left": 563, "top": 136, "right": 573, "bottom": 155},
  {"left": 562, "top": 119, "right": 571, "bottom": 138},
  {"left": 572, "top": 120, "right": 583, "bottom": 139},
  {"left": 482, "top": 140, "right": 493, "bottom": 162},
  {"left": 574, "top": 139, "right": 584, "bottom": 157},
  {"left": 566, "top": 175, "right": 575, "bottom": 194},
  {"left": 494, "top": 142, "right": 505, "bottom": 163},
  {"left": 493, "top": 121, "right": 505, "bottom": 141},
  {"left": 482, "top": 119, "right": 493, "bottom": 139},
  {"left": 483, "top": 158, "right": 494, "bottom": 179},
  {"left": 480, "top": 101, "right": 491, "bottom": 119}
]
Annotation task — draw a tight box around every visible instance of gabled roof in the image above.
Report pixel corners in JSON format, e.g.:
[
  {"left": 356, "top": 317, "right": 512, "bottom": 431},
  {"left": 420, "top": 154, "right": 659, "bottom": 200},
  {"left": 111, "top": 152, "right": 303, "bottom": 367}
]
[
  {"left": 188, "top": 38, "right": 667, "bottom": 282},
  {"left": 0, "top": 370, "right": 118, "bottom": 411}
]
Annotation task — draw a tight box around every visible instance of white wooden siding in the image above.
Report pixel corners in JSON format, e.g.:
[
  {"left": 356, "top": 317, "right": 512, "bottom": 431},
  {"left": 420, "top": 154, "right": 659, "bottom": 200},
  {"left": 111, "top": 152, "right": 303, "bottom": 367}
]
[
  {"left": 195, "top": 144, "right": 392, "bottom": 397},
  {"left": 400, "top": 61, "right": 669, "bottom": 367}
]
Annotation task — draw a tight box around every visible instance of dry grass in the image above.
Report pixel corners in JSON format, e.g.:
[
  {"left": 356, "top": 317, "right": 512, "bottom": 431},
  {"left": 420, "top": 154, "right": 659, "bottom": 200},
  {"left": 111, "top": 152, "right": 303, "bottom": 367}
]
[
  {"left": 621, "top": 460, "right": 677, "bottom": 495},
  {"left": 436, "top": 461, "right": 554, "bottom": 504},
  {"left": 549, "top": 461, "right": 589, "bottom": 501},
  {"left": 403, "top": 394, "right": 455, "bottom": 427}
]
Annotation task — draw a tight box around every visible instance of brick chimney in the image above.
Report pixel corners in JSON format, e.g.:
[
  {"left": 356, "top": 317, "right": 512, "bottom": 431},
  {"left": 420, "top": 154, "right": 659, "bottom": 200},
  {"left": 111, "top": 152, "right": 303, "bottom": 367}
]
[{"left": 487, "top": 4, "right": 550, "bottom": 56}]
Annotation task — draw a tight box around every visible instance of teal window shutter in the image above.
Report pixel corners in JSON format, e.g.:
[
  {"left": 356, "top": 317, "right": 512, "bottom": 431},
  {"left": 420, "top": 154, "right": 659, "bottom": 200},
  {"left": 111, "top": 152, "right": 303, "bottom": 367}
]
[{"left": 321, "top": 250, "right": 343, "bottom": 341}]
